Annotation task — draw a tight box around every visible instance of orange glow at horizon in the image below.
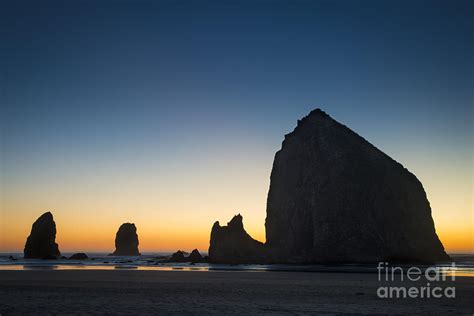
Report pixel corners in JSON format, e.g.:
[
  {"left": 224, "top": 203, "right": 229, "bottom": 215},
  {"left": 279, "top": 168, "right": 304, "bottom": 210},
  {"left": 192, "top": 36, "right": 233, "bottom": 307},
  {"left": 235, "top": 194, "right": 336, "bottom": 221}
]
[
  {"left": 0, "top": 219, "right": 267, "bottom": 254},
  {"left": 0, "top": 152, "right": 271, "bottom": 254},
  {"left": 0, "top": 207, "right": 471, "bottom": 254},
  {"left": 437, "top": 229, "right": 474, "bottom": 254},
  {"left": 1, "top": 143, "right": 472, "bottom": 255},
  {"left": 0, "top": 214, "right": 471, "bottom": 254}
]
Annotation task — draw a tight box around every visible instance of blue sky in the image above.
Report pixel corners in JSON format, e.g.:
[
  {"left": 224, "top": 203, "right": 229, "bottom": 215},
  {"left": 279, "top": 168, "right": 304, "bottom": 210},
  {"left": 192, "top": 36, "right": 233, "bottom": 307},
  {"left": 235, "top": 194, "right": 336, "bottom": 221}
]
[{"left": 1, "top": 0, "right": 472, "bottom": 251}]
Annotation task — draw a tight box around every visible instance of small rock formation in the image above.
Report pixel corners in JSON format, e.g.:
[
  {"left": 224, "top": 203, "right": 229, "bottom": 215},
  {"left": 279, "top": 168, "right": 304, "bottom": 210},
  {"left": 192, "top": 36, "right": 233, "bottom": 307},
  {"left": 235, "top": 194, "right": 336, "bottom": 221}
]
[
  {"left": 188, "top": 249, "right": 203, "bottom": 263},
  {"left": 209, "top": 214, "right": 266, "bottom": 264},
  {"left": 169, "top": 250, "right": 187, "bottom": 262},
  {"left": 265, "top": 109, "right": 449, "bottom": 263},
  {"left": 24, "top": 212, "right": 61, "bottom": 259},
  {"left": 166, "top": 249, "right": 205, "bottom": 263},
  {"left": 112, "top": 223, "right": 140, "bottom": 256},
  {"left": 69, "top": 253, "right": 88, "bottom": 260}
]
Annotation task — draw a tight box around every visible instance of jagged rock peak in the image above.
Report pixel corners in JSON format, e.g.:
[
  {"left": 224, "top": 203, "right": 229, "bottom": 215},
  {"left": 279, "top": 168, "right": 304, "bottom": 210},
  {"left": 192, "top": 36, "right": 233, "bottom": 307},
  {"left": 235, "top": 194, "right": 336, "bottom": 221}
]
[
  {"left": 212, "top": 214, "right": 243, "bottom": 231},
  {"left": 209, "top": 214, "right": 266, "bottom": 264},
  {"left": 24, "top": 211, "right": 61, "bottom": 259},
  {"left": 227, "top": 213, "right": 244, "bottom": 230},
  {"left": 112, "top": 223, "right": 140, "bottom": 256}
]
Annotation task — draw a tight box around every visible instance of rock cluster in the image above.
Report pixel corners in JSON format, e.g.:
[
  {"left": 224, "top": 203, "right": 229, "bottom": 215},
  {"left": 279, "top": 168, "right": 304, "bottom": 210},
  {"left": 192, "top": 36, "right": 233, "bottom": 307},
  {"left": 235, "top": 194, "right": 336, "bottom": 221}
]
[
  {"left": 112, "top": 223, "right": 140, "bottom": 256},
  {"left": 168, "top": 249, "right": 204, "bottom": 263},
  {"left": 24, "top": 212, "right": 61, "bottom": 259},
  {"left": 210, "top": 109, "right": 449, "bottom": 263}
]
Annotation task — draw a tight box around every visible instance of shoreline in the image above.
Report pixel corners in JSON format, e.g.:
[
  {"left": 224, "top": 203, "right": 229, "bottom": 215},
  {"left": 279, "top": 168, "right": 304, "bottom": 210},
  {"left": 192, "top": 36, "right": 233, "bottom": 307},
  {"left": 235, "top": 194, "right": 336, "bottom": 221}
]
[
  {"left": 1, "top": 270, "right": 473, "bottom": 314},
  {"left": 1, "top": 262, "right": 472, "bottom": 276}
]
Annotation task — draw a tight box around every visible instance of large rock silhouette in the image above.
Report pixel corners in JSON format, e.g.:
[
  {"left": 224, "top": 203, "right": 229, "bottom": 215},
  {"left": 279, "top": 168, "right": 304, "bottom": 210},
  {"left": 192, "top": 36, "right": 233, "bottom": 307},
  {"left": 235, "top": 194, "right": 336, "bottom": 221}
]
[
  {"left": 209, "top": 214, "right": 266, "bottom": 264},
  {"left": 112, "top": 223, "right": 140, "bottom": 256},
  {"left": 24, "top": 212, "right": 61, "bottom": 259},
  {"left": 265, "top": 109, "right": 449, "bottom": 263}
]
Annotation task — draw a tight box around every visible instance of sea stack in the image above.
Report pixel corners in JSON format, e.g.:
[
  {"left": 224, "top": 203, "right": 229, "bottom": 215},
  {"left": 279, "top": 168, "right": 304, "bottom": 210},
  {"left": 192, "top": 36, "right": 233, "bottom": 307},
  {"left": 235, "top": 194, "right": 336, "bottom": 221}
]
[
  {"left": 112, "top": 223, "right": 140, "bottom": 256},
  {"left": 169, "top": 250, "right": 187, "bottom": 262},
  {"left": 265, "top": 108, "right": 449, "bottom": 263},
  {"left": 24, "top": 212, "right": 61, "bottom": 259},
  {"left": 209, "top": 214, "right": 266, "bottom": 264},
  {"left": 188, "top": 249, "right": 203, "bottom": 263}
]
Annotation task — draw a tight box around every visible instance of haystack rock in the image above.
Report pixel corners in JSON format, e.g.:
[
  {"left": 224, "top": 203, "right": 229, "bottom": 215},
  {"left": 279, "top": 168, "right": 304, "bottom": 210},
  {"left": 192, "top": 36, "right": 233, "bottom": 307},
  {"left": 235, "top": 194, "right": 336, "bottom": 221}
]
[
  {"left": 265, "top": 108, "right": 449, "bottom": 263},
  {"left": 24, "top": 212, "right": 61, "bottom": 259},
  {"left": 209, "top": 214, "right": 266, "bottom": 264},
  {"left": 112, "top": 223, "right": 140, "bottom": 256}
]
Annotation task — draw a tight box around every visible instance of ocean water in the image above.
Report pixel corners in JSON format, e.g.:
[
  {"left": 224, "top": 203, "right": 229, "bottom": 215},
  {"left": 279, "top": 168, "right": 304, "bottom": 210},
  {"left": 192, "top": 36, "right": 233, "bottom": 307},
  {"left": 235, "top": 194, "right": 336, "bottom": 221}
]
[{"left": 0, "top": 253, "right": 473, "bottom": 276}]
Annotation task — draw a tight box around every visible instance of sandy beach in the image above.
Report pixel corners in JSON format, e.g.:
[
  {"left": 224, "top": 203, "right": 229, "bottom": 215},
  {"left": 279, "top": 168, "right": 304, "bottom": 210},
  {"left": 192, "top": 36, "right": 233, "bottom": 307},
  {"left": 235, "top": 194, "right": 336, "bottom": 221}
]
[{"left": 0, "top": 270, "right": 472, "bottom": 314}]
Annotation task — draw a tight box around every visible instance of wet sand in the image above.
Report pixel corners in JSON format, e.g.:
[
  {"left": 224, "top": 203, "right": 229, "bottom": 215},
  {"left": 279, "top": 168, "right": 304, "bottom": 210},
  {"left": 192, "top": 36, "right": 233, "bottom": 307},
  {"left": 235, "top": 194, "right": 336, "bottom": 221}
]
[{"left": 0, "top": 270, "right": 472, "bottom": 314}]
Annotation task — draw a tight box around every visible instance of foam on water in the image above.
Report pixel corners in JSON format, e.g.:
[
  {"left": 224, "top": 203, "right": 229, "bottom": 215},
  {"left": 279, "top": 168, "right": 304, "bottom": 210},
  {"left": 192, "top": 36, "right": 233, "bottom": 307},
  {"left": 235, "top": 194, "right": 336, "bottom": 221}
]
[{"left": 0, "top": 253, "right": 473, "bottom": 276}]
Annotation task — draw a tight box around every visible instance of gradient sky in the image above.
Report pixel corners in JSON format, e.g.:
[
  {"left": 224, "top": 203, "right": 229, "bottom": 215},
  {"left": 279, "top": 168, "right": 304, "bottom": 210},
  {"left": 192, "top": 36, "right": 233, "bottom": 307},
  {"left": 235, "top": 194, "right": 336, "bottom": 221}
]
[{"left": 1, "top": 0, "right": 473, "bottom": 253}]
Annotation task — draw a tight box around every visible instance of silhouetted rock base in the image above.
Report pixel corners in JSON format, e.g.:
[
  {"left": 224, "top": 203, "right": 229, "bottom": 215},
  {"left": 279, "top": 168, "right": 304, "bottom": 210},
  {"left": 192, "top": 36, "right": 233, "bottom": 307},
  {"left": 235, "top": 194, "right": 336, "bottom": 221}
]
[{"left": 69, "top": 253, "right": 89, "bottom": 260}]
